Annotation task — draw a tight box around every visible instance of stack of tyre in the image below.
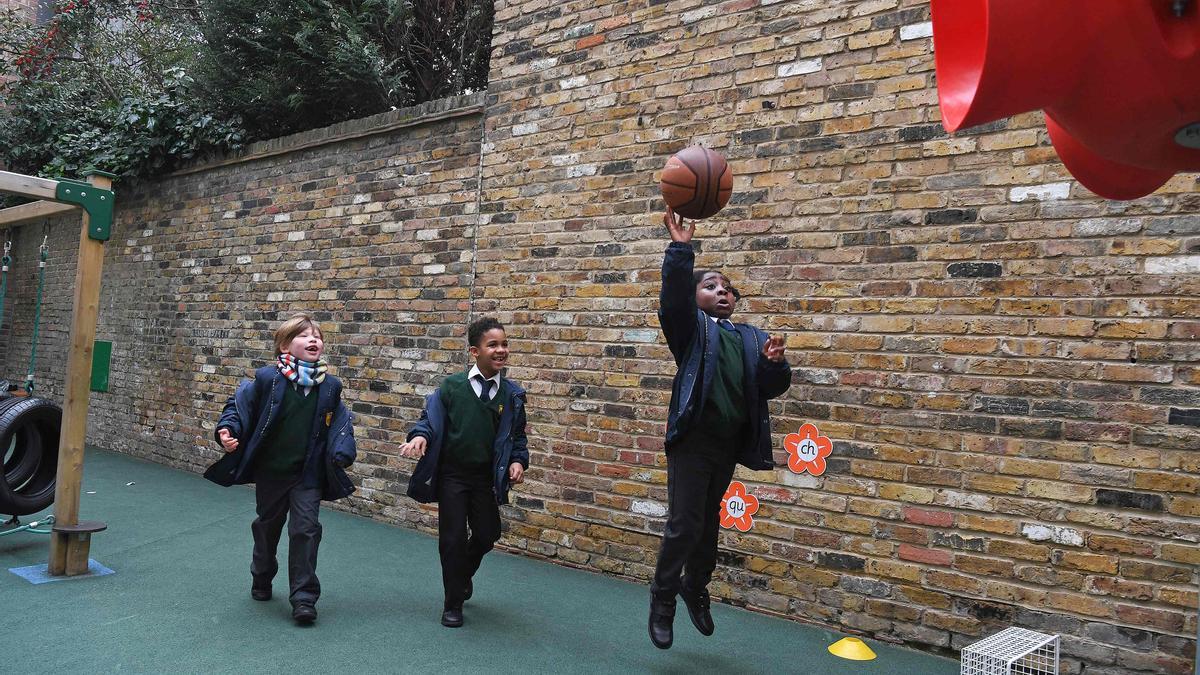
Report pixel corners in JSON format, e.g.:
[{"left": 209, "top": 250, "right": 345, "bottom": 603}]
[{"left": 0, "top": 395, "right": 60, "bottom": 516}]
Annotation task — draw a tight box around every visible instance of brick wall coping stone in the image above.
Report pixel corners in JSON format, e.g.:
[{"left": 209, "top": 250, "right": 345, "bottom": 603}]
[{"left": 170, "top": 91, "right": 487, "bottom": 177}]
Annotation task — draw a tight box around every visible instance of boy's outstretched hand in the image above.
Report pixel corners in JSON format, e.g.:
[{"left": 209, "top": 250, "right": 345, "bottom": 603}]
[
  {"left": 508, "top": 462, "right": 524, "bottom": 484},
  {"left": 762, "top": 335, "right": 786, "bottom": 362},
  {"left": 399, "top": 436, "right": 427, "bottom": 459},
  {"left": 663, "top": 206, "right": 694, "bottom": 243},
  {"left": 217, "top": 428, "right": 238, "bottom": 453}
]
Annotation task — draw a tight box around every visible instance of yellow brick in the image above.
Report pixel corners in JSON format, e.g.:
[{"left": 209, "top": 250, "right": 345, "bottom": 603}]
[
  {"left": 878, "top": 484, "right": 937, "bottom": 504},
  {"left": 848, "top": 29, "right": 895, "bottom": 50}
]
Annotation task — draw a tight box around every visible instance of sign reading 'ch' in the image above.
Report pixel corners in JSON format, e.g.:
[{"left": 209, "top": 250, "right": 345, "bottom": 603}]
[{"left": 784, "top": 423, "right": 833, "bottom": 476}]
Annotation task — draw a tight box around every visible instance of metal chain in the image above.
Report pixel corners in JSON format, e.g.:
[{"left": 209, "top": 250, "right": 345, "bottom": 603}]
[
  {"left": 0, "top": 238, "right": 11, "bottom": 332},
  {"left": 24, "top": 236, "right": 48, "bottom": 395}
]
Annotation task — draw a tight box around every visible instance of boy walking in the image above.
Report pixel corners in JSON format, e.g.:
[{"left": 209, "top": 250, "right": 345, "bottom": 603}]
[
  {"left": 400, "top": 316, "right": 529, "bottom": 628},
  {"left": 206, "top": 312, "right": 357, "bottom": 624},
  {"left": 649, "top": 207, "right": 791, "bottom": 649}
]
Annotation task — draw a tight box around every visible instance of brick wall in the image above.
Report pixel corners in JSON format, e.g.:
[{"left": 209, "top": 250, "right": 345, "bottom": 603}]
[
  {"left": 1, "top": 1, "right": 1197, "bottom": 672},
  {"left": 480, "top": 0, "right": 1198, "bottom": 672},
  {"left": 0, "top": 0, "right": 41, "bottom": 22}
]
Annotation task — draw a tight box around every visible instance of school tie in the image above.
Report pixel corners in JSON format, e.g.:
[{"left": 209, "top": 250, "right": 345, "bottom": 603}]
[
  {"left": 475, "top": 375, "right": 493, "bottom": 402},
  {"left": 718, "top": 319, "right": 736, "bottom": 332}
]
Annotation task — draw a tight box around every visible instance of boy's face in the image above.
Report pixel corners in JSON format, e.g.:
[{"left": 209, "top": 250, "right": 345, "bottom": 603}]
[
  {"left": 695, "top": 272, "right": 738, "bottom": 319},
  {"left": 470, "top": 328, "right": 508, "bottom": 378},
  {"left": 283, "top": 327, "right": 324, "bottom": 362}
]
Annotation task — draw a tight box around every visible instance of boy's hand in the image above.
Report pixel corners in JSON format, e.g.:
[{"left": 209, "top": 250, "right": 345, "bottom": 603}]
[
  {"left": 399, "top": 436, "right": 427, "bottom": 459},
  {"left": 508, "top": 462, "right": 524, "bottom": 484},
  {"left": 663, "top": 206, "right": 694, "bottom": 243},
  {"left": 217, "top": 428, "right": 239, "bottom": 452},
  {"left": 762, "top": 335, "right": 786, "bottom": 362}
]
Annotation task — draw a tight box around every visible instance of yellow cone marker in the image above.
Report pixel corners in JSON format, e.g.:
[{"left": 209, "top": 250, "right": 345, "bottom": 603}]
[{"left": 828, "top": 637, "right": 877, "bottom": 661}]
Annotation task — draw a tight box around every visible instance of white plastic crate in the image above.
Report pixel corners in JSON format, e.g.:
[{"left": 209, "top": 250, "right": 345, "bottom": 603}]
[{"left": 961, "top": 627, "right": 1060, "bottom": 675}]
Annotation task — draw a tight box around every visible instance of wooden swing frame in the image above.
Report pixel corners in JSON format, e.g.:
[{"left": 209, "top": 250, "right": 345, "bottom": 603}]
[{"left": 0, "top": 169, "right": 114, "bottom": 576}]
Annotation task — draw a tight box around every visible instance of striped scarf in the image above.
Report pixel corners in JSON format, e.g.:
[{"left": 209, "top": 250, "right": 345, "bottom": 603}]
[{"left": 278, "top": 353, "right": 327, "bottom": 387}]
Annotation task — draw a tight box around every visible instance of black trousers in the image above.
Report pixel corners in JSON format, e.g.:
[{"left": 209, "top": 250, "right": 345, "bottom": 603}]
[
  {"left": 438, "top": 463, "right": 501, "bottom": 608},
  {"left": 651, "top": 434, "right": 738, "bottom": 598},
  {"left": 251, "top": 475, "right": 322, "bottom": 607}
]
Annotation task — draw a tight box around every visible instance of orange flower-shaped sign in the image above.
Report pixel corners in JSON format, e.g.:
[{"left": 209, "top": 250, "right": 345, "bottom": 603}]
[
  {"left": 720, "top": 481, "right": 759, "bottom": 532},
  {"left": 784, "top": 423, "right": 833, "bottom": 476}
]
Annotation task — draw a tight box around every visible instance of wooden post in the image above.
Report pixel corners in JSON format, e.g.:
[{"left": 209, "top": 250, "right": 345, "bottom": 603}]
[{"left": 48, "top": 172, "right": 111, "bottom": 576}]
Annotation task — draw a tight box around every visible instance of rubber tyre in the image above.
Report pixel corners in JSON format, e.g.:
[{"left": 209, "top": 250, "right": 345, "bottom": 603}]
[
  {"left": 0, "top": 397, "right": 60, "bottom": 516},
  {"left": 3, "top": 411, "right": 42, "bottom": 489},
  {"left": 1, "top": 394, "right": 41, "bottom": 488},
  {"left": 0, "top": 396, "right": 37, "bottom": 486}
]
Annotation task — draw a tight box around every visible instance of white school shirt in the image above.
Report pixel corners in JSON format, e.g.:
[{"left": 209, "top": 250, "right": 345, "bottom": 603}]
[
  {"left": 710, "top": 315, "right": 736, "bottom": 332},
  {"left": 468, "top": 364, "right": 501, "bottom": 402}
]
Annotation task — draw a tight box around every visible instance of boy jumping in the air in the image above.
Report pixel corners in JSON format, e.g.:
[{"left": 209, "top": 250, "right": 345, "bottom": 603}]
[{"left": 648, "top": 207, "right": 791, "bottom": 649}]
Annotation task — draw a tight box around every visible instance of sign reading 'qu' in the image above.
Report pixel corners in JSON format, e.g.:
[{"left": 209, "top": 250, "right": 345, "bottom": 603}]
[{"left": 720, "top": 481, "right": 758, "bottom": 532}]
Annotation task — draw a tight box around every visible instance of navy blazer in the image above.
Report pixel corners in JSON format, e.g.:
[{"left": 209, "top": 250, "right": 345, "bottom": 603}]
[
  {"left": 659, "top": 241, "right": 792, "bottom": 470},
  {"left": 405, "top": 373, "right": 529, "bottom": 505},
  {"left": 206, "top": 366, "right": 357, "bottom": 501}
]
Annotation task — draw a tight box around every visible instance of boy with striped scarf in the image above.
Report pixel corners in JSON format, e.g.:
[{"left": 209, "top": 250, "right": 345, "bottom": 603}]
[{"left": 209, "top": 312, "right": 357, "bottom": 624}]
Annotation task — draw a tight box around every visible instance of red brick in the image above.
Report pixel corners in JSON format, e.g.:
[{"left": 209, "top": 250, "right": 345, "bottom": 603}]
[
  {"left": 575, "top": 35, "right": 605, "bottom": 50},
  {"left": 902, "top": 507, "right": 954, "bottom": 528},
  {"left": 898, "top": 544, "right": 953, "bottom": 566}
]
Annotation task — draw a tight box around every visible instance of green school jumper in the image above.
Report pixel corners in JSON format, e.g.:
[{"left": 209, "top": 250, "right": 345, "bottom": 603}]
[
  {"left": 255, "top": 383, "right": 318, "bottom": 478},
  {"left": 440, "top": 373, "right": 507, "bottom": 470},
  {"left": 695, "top": 326, "right": 748, "bottom": 442}
]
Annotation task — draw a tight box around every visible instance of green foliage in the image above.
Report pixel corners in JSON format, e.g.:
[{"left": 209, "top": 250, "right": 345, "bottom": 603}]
[
  {"left": 194, "top": 0, "right": 406, "bottom": 139},
  {"left": 401, "top": 0, "right": 493, "bottom": 101},
  {"left": 0, "top": 0, "right": 494, "bottom": 188},
  {"left": 4, "top": 67, "right": 244, "bottom": 181},
  {"left": 0, "top": 0, "right": 245, "bottom": 182},
  {"left": 194, "top": 0, "right": 494, "bottom": 140}
]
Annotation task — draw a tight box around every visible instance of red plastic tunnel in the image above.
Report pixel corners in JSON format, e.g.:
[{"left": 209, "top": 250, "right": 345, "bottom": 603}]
[{"left": 930, "top": 0, "right": 1200, "bottom": 200}]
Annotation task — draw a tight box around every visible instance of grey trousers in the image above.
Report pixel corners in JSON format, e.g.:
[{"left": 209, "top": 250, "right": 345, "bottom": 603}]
[{"left": 251, "top": 475, "right": 322, "bottom": 607}]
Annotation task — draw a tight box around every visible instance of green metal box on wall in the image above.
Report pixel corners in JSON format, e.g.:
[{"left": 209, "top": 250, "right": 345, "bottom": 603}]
[{"left": 90, "top": 340, "right": 111, "bottom": 392}]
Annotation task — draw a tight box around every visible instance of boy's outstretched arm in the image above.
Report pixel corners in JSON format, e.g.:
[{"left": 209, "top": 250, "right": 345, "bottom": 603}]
[
  {"left": 758, "top": 335, "right": 792, "bottom": 400},
  {"left": 399, "top": 435, "right": 427, "bottom": 459},
  {"left": 214, "top": 379, "right": 254, "bottom": 451},
  {"left": 399, "top": 398, "right": 435, "bottom": 458},
  {"left": 217, "top": 428, "right": 239, "bottom": 452},
  {"left": 658, "top": 207, "right": 699, "bottom": 362}
]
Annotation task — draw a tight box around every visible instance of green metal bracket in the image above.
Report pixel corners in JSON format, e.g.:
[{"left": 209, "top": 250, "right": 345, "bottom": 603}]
[{"left": 54, "top": 172, "right": 116, "bottom": 242}]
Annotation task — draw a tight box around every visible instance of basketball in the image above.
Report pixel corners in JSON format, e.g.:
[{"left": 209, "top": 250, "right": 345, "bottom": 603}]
[{"left": 659, "top": 146, "right": 733, "bottom": 219}]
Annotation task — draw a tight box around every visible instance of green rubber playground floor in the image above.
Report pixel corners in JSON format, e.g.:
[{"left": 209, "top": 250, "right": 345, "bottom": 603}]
[{"left": 0, "top": 449, "right": 958, "bottom": 674}]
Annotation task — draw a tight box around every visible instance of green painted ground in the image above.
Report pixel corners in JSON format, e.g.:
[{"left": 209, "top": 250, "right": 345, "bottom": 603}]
[{"left": 0, "top": 449, "right": 959, "bottom": 674}]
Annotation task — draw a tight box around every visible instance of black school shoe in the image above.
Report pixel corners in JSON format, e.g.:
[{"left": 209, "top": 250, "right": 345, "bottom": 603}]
[
  {"left": 292, "top": 604, "right": 317, "bottom": 624},
  {"left": 679, "top": 586, "right": 715, "bottom": 636},
  {"left": 250, "top": 584, "right": 271, "bottom": 601},
  {"left": 648, "top": 593, "right": 676, "bottom": 649},
  {"left": 441, "top": 605, "right": 464, "bottom": 628}
]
